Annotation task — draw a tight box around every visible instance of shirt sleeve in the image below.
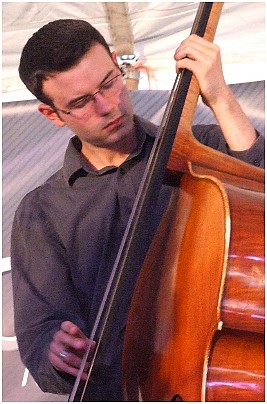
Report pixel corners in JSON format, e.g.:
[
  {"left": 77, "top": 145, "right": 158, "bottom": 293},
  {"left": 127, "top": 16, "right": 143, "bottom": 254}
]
[
  {"left": 11, "top": 189, "right": 87, "bottom": 394},
  {"left": 192, "top": 124, "right": 265, "bottom": 168}
]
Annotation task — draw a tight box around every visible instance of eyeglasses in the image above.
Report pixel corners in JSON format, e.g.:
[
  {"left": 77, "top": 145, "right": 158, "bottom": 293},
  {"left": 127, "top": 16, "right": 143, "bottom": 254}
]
[{"left": 54, "top": 72, "right": 123, "bottom": 119}]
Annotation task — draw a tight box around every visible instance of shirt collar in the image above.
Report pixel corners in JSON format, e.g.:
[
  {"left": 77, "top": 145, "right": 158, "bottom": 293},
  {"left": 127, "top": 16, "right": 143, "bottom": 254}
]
[{"left": 62, "top": 115, "right": 158, "bottom": 186}]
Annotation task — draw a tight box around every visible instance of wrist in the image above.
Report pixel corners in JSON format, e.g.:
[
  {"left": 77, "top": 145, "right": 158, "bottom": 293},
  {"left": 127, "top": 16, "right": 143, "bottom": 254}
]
[{"left": 208, "top": 84, "right": 233, "bottom": 114}]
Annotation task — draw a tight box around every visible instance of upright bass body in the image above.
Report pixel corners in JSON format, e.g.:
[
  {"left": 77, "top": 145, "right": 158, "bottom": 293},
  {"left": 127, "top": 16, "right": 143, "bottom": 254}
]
[
  {"left": 122, "top": 3, "right": 264, "bottom": 400},
  {"left": 122, "top": 152, "right": 264, "bottom": 401}
]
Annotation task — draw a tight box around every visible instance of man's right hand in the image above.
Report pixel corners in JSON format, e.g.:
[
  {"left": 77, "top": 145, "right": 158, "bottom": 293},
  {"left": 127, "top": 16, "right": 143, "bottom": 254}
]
[{"left": 48, "top": 321, "right": 95, "bottom": 380}]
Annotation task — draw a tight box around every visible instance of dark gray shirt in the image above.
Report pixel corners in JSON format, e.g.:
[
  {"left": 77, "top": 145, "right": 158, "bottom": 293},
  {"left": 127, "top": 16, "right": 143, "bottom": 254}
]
[{"left": 11, "top": 116, "right": 264, "bottom": 401}]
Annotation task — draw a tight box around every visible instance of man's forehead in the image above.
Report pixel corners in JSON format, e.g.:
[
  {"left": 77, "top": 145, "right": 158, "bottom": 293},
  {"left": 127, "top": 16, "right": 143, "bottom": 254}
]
[
  {"left": 82, "top": 43, "right": 114, "bottom": 66},
  {"left": 42, "top": 44, "right": 117, "bottom": 104}
]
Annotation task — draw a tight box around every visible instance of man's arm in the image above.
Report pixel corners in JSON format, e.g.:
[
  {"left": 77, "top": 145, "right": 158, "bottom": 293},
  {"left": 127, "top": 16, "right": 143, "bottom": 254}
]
[
  {"left": 11, "top": 191, "right": 89, "bottom": 393},
  {"left": 192, "top": 124, "right": 264, "bottom": 168},
  {"left": 174, "top": 34, "right": 260, "bottom": 151}
]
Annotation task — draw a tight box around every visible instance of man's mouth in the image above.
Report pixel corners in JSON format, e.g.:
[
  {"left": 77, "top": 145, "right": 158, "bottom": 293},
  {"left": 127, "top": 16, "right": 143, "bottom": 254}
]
[{"left": 104, "top": 115, "right": 124, "bottom": 131}]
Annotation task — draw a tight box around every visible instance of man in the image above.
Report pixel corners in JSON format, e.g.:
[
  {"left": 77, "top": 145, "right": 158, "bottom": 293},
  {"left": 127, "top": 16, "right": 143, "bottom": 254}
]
[{"left": 11, "top": 19, "right": 264, "bottom": 402}]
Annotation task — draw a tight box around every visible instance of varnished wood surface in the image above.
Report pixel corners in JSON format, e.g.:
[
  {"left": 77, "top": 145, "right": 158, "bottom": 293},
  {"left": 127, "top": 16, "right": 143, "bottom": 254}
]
[
  {"left": 123, "top": 173, "right": 229, "bottom": 401},
  {"left": 221, "top": 185, "right": 264, "bottom": 333},
  {"left": 206, "top": 330, "right": 264, "bottom": 401},
  {"left": 167, "top": 126, "right": 265, "bottom": 187},
  {"left": 123, "top": 167, "right": 264, "bottom": 401}
]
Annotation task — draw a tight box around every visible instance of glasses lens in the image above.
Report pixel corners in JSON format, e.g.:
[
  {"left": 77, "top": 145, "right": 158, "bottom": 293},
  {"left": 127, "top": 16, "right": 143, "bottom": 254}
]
[{"left": 71, "top": 74, "right": 122, "bottom": 119}]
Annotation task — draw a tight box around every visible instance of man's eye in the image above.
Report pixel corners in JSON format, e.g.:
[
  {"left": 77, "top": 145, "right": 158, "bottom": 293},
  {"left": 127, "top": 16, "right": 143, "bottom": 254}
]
[
  {"left": 73, "top": 96, "right": 92, "bottom": 109},
  {"left": 102, "top": 79, "right": 114, "bottom": 90}
]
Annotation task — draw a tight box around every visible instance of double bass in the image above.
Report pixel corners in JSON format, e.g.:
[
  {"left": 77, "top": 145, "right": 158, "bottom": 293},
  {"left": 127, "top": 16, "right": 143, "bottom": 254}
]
[
  {"left": 122, "top": 3, "right": 264, "bottom": 401},
  {"left": 70, "top": 3, "right": 264, "bottom": 401}
]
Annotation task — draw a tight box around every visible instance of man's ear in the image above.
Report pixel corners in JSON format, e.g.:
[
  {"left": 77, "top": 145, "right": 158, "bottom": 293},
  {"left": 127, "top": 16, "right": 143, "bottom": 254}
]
[
  {"left": 111, "top": 51, "right": 120, "bottom": 68},
  {"left": 38, "top": 104, "right": 65, "bottom": 128}
]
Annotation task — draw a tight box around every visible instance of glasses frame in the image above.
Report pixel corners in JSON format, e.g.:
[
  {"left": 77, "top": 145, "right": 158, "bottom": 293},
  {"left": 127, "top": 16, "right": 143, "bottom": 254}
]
[{"left": 53, "top": 71, "right": 123, "bottom": 119}]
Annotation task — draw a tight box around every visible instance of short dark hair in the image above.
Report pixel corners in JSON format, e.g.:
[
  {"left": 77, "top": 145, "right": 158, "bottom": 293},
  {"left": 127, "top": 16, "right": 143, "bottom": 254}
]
[{"left": 19, "top": 19, "right": 112, "bottom": 104}]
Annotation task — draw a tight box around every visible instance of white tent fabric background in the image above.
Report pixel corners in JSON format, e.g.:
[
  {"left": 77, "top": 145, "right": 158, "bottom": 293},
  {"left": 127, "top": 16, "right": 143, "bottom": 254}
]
[{"left": 2, "top": 2, "right": 265, "bottom": 101}]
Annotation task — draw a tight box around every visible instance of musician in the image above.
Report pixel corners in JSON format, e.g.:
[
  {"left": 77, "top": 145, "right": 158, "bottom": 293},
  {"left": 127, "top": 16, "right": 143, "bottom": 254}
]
[{"left": 11, "top": 19, "right": 264, "bottom": 401}]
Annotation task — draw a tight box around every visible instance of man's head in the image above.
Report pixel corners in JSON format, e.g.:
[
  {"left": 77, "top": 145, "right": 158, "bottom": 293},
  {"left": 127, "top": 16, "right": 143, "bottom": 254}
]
[
  {"left": 19, "top": 19, "right": 112, "bottom": 105},
  {"left": 18, "top": 19, "right": 135, "bottom": 155}
]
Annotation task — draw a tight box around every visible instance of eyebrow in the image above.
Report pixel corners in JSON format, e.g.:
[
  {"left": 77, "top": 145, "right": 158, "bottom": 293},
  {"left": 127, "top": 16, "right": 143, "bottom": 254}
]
[{"left": 66, "top": 69, "right": 115, "bottom": 109}]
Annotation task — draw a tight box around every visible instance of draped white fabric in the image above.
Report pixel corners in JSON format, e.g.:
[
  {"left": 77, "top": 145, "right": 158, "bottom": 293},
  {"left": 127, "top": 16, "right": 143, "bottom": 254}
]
[{"left": 2, "top": 2, "right": 265, "bottom": 101}]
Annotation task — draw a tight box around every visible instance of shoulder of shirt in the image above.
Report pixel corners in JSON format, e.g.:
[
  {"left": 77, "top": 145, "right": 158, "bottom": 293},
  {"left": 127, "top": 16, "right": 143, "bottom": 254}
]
[{"left": 16, "top": 168, "right": 64, "bottom": 211}]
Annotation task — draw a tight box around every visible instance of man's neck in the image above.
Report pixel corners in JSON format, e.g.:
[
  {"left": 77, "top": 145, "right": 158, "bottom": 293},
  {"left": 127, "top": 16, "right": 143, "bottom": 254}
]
[{"left": 81, "top": 130, "right": 138, "bottom": 171}]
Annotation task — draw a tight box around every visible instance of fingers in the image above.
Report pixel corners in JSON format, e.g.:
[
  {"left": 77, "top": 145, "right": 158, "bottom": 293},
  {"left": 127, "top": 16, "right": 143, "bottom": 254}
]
[
  {"left": 174, "top": 34, "right": 226, "bottom": 106},
  {"left": 59, "top": 321, "right": 89, "bottom": 351},
  {"left": 174, "top": 34, "right": 220, "bottom": 72},
  {"left": 48, "top": 321, "right": 96, "bottom": 381},
  {"left": 174, "top": 34, "right": 217, "bottom": 58},
  {"left": 48, "top": 345, "right": 90, "bottom": 380}
]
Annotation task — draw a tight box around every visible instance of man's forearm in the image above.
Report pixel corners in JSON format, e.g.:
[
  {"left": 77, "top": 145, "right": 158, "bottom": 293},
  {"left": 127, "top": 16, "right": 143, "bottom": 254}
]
[{"left": 210, "top": 85, "right": 258, "bottom": 151}]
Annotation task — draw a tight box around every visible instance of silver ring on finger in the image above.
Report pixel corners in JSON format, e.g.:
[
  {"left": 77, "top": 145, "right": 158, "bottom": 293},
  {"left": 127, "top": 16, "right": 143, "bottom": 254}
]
[{"left": 59, "top": 350, "right": 68, "bottom": 361}]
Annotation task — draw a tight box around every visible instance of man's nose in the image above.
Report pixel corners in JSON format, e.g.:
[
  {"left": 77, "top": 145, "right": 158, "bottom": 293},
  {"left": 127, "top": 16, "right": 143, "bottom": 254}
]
[{"left": 93, "top": 92, "right": 113, "bottom": 115}]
